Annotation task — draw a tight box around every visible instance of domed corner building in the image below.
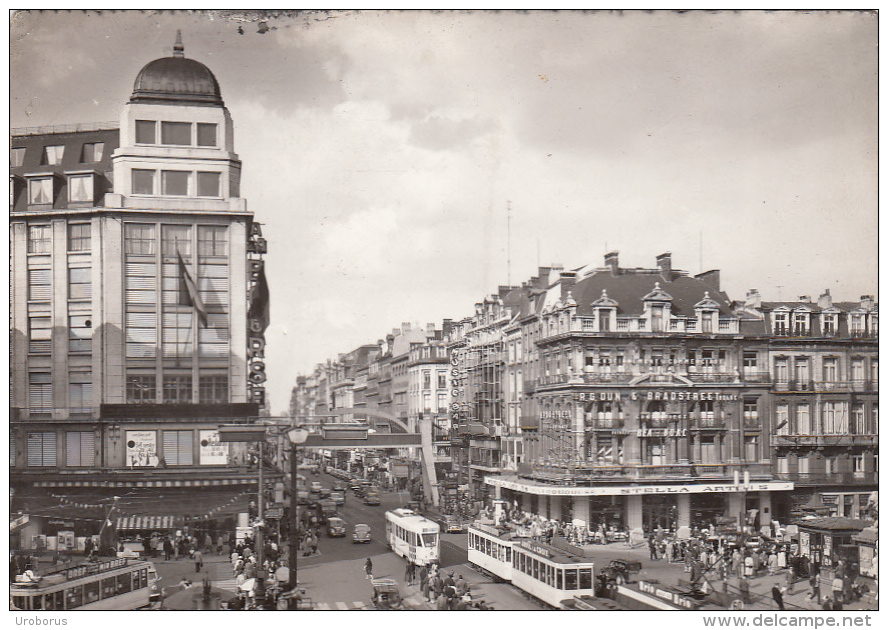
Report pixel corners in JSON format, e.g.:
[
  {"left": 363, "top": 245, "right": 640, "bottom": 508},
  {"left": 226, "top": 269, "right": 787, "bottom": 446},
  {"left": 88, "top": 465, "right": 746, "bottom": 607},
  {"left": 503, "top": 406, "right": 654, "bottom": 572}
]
[{"left": 10, "top": 32, "right": 273, "bottom": 552}]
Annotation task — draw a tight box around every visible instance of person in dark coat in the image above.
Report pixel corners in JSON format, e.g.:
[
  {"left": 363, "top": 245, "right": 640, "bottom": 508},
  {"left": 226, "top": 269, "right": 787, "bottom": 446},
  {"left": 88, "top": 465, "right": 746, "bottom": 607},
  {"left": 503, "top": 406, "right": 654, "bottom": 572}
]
[{"left": 772, "top": 585, "right": 785, "bottom": 611}]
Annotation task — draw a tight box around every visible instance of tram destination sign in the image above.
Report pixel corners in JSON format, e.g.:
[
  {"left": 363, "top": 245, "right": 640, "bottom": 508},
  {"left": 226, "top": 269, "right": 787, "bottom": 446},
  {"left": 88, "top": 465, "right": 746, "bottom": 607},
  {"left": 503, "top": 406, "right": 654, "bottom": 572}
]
[{"left": 638, "top": 580, "right": 698, "bottom": 609}]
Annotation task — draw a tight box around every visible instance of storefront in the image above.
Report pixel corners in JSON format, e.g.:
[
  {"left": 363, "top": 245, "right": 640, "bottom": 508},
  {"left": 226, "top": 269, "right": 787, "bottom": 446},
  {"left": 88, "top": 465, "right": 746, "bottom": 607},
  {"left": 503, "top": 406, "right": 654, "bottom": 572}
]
[
  {"left": 486, "top": 475, "right": 792, "bottom": 534},
  {"left": 797, "top": 517, "right": 870, "bottom": 570}
]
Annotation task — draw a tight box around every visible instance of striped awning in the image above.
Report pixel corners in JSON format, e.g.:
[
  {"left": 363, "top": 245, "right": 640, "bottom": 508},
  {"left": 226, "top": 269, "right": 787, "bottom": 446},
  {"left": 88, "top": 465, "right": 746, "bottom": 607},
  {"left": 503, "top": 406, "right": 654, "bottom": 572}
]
[{"left": 116, "top": 515, "right": 180, "bottom": 531}]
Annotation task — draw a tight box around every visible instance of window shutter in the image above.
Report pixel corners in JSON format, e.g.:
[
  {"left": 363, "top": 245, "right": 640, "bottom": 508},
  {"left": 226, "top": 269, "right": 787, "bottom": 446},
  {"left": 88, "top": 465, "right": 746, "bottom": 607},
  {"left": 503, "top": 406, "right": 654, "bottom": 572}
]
[
  {"left": 66, "top": 431, "right": 95, "bottom": 467},
  {"left": 28, "top": 269, "right": 51, "bottom": 300},
  {"left": 28, "top": 432, "right": 56, "bottom": 467}
]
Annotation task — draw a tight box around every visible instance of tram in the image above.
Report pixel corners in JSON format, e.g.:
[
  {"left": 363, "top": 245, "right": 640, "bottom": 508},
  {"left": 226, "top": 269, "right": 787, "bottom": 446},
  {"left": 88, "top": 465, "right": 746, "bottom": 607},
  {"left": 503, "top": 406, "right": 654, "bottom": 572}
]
[
  {"left": 466, "top": 523, "right": 597, "bottom": 609},
  {"left": 10, "top": 557, "right": 156, "bottom": 611},
  {"left": 384, "top": 508, "right": 440, "bottom": 566}
]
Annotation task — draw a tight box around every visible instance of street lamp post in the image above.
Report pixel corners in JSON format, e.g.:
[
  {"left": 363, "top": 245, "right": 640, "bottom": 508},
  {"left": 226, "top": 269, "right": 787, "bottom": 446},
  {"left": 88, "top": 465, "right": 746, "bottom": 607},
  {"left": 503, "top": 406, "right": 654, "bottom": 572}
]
[{"left": 286, "top": 426, "right": 309, "bottom": 609}]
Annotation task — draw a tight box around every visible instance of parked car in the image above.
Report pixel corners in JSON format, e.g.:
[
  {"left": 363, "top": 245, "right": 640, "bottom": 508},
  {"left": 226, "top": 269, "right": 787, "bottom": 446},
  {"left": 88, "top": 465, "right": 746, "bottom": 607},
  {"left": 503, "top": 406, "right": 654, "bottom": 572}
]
[
  {"left": 327, "top": 517, "right": 347, "bottom": 538},
  {"left": 353, "top": 524, "right": 371, "bottom": 543},
  {"left": 330, "top": 492, "right": 345, "bottom": 506}
]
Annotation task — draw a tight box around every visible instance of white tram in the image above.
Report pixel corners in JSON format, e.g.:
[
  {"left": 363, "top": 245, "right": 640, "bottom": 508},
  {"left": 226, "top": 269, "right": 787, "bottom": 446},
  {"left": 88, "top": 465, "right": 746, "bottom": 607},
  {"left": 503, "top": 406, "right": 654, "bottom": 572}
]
[
  {"left": 384, "top": 508, "right": 440, "bottom": 566},
  {"left": 466, "top": 523, "right": 597, "bottom": 609},
  {"left": 467, "top": 522, "right": 514, "bottom": 581}
]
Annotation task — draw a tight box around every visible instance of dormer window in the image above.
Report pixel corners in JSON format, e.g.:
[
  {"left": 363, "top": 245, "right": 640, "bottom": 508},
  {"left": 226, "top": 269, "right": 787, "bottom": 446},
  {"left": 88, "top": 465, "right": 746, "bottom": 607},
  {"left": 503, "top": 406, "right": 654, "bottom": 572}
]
[
  {"left": 821, "top": 312, "right": 838, "bottom": 336},
  {"left": 11, "top": 147, "right": 26, "bottom": 167},
  {"left": 41, "top": 145, "right": 64, "bottom": 166},
  {"left": 792, "top": 311, "right": 810, "bottom": 336},
  {"left": 773, "top": 311, "right": 789, "bottom": 335},
  {"left": 28, "top": 176, "right": 54, "bottom": 205},
  {"left": 68, "top": 173, "right": 95, "bottom": 203},
  {"left": 80, "top": 142, "right": 104, "bottom": 163}
]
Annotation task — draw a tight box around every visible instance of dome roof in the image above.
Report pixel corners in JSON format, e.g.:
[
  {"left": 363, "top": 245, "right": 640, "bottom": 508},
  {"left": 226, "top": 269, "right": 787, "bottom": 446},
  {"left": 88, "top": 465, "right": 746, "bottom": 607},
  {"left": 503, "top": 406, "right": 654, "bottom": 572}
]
[{"left": 129, "top": 32, "right": 223, "bottom": 106}]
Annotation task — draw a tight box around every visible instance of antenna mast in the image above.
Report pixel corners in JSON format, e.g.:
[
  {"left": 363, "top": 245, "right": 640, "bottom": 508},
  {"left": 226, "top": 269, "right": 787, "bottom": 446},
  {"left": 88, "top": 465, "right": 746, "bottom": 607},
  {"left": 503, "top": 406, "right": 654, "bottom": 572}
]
[{"left": 507, "top": 200, "right": 512, "bottom": 287}]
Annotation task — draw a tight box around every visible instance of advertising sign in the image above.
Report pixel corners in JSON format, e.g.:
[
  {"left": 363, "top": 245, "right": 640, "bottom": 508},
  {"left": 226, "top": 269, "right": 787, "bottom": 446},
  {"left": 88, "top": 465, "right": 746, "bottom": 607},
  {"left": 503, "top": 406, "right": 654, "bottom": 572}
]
[
  {"left": 199, "top": 429, "right": 229, "bottom": 465},
  {"left": 126, "top": 430, "right": 158, "bottom": 467}
]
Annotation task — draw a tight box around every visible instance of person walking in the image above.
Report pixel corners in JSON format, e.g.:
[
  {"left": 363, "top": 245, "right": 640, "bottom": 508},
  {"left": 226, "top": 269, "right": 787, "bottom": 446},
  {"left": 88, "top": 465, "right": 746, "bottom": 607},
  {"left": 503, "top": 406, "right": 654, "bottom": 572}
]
[
  {"left": 404, "top": 560, "right": 413, "bottom": 585},
  {"left": 163, "top": 537, "right": 172, "bottom": 562},
  {"left": 193, "top": 549, "right": 203, "bottom": 574},
  {"left": 785, "top": 565, "right": 795, "bottom": 595},
  {"left": 809, "top": 572, "right": 821, "bottom": 604},
  {"left": 772, "top": 585, "right": 786, "bottom": 611},
  {"left": 831, "top": 575, "right": 843, "bottom": 604},
  {"left": 364, "top": 557, "right": 373, "bottom": 580}
]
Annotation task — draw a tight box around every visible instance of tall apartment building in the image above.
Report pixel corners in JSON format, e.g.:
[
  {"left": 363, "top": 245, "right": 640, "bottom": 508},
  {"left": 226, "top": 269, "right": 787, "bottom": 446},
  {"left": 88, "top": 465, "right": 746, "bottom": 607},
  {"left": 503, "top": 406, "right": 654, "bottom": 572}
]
[{"left": 10, "top": 35, "right": 267, "bottom": 544}]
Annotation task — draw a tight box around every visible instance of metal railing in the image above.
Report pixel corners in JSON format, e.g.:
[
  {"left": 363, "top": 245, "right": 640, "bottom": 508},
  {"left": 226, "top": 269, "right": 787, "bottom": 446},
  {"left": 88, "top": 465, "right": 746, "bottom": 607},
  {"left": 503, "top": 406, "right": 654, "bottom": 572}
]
[{"left": 12, "top": 121, "right": 118, "bottom": 136}]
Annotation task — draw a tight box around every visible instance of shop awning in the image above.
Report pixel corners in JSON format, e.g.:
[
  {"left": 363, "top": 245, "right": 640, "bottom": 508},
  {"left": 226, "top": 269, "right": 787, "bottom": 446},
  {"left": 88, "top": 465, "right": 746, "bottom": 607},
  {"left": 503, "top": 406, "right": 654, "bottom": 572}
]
[{"left": 116, "top": 515, "right": 180, "bottom": 531}]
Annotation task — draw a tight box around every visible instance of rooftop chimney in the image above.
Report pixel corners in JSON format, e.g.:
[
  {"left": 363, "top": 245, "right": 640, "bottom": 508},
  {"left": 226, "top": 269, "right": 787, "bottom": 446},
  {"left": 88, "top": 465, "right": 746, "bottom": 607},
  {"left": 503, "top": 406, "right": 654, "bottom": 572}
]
[
  {"left": 426, "top": 323, "right": 435, "bottom": 333},
  {"left": 604, "top": 251, "right": 619, "bottom": 275},
  {"left": 401, "top": 322, "right": 412, "bottom": 332},
  {"left": 817, "top": 289, "right": 832, "bottom": 309},
  {"left": 745, "top": 289, "right": 762, "bottom": 309},
  {"left": 798, "top": 295, "right": 811, "bottom": 303},
  {"left": 560, "top": 271, "right": 577, "bottom": 300},
  {"left": 695, "top": 269, "right": 720, "bottom": 292},
  {"left": 860, "top": 295, "right": 875, "bottom": 310},
  {"left": 656, "top": 252, "right": 673, "bottom": 281}
]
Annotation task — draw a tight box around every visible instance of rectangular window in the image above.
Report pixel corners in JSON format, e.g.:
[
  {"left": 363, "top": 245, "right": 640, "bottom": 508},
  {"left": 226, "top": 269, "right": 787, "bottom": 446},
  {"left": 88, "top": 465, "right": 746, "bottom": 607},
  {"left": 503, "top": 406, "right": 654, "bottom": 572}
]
[
  {"left": 66, "top": 431, "right": 95, "bottom": 467},
  {"left": 68, "top": 267, "right": 92, "bottom": 300},
  {"left": 196, "top": 172, "right": 220, "bottom": 197},
  {"left": 798, "top": 456, "right": 809, "bottom": 475},
  {"left": 199, "top": 375, "right": 228, "bottom": 404},
  {"left": 871, "top": 359, "right": 878, "bottom": 384},
  {"left": 27, "top": 432, "right": 57, "bottom": 466},
  {"left": 29, "top": 372, "right": 52, "bottom": 413},
  {"left": 822, "top": 314, "right": 837, "bottom": 335},
  {"left": 850, "top": 314, "right": 865, "bottom": 336},
  {"left": 776, "top": 457, "right": 788, "bottom": 475},
  {"left": 161, "top": 171, "right": 189, "bottom": 196},
  {"left": 743, "top": 399, "right": 758, "bottom": 425},
  {"left": 197, "top": 123, "right": 217, "bottom": 147},
  {"left": 775, "top": 404, "right": 789, "bottom": 435},
  {"left": 163, "top": 374, "right": 193, "bottom": 404},
  {"left": 851, "top": 404, "right": 866, "bottom": 435},
  {"left": 743, "top": 352, "right": 757, "bottom": 369},
  {"left": 67, "top": 223, "right": 91, "bottom": 251},
  {"left": 162, "top": 430, "right": 194, "bottom": 466},
  {"left": 11, "top": 147, "right": 26, "bottom": 167},
  {"left": 823, "top": 357, "right": 838, "bottom": 382},
  {"left": 161, "top": 122, "right": 192, "bottom": 145},
  {"left": 28, "top": 268, "right": 51, "bottom": 301},
  {"left": 69, "top": 314, "right": 93, "bottom": 354},
  {"left": 162, "top": 312, "right": 193, "bottom": 358},
  {"left": 132, "top": 169, "right": 155, "bottom": 195},
  {"left": 68, "top": 174, "right": 94, "bottom": 203},
  {"left": 29, "top": 178, "right": 53, "bottom": 205},
  {"left": 162, "top": 225, "right": 193, "bottom": 258},
  {"left": 774, "top": 313, "right": 788, "bottom": 335},
  {"left": 822, "top": 402, "right": 847, "bottom": 435},
  {"left": 423, "top": 370, "right": 431, "bottom": 390},
  {"left": 853, "top": 455, "right": 865, "bottom": 473},
  {"left": 135, "top": 120, "right": 156, "bottom": 144},
  {"left": 126, "top": 375, "right": 156, "bottom": 404},
  {"left": 80, "top": 142, "right": 104, "bottom": 163},
  {"left": 793, "top": 312, "right": 808, "bottom": 335},
  {"left": 437, "top": 392, "right": 447, "bottom": 412},
  {"left": 124, "top": 223, "right": 156, "bottom": 255},
  {"left": 795, "top": 358, "right": 809, "bottom": 384},
  {"left": 28, "top": 224, "right": 51, "bottom": 253},
  {"left": 437, "top": 370, "right": 447, "bottom": 389},
  {"left": 29, "top": 316, "right": 52, "bottom": 355},
  {"left": 774, "top": 358, "right": 789, "bottom": 383},
  {"left": 41, "top": 145, "right": 65, "bottom": 165},
  {"left": 745, "top": 436, "right": 757, "bottom": 461},
  {"left": 196, "top": 226, "right": 228, "bottom": 258},
  {"left": 69, "top": 372, "right": 92, "bottom": 414},
  {"left": 796, "top": 403, "right": 810, "bottom": 435}
]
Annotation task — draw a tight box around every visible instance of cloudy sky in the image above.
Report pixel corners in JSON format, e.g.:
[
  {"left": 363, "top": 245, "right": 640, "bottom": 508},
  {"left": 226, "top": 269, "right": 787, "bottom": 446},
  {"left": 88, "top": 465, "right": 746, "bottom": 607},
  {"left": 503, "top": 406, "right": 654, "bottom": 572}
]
[{"left": 10, "top": 10, "right": 878, "bottom": 415}]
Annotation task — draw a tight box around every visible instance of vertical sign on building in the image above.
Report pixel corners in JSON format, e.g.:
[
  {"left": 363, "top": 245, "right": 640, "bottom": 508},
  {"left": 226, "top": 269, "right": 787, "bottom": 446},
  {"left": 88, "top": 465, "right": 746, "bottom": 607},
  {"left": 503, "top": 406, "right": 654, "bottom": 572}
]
[{"left": 247, "top": 223, "right": 269, "bottom": 409}]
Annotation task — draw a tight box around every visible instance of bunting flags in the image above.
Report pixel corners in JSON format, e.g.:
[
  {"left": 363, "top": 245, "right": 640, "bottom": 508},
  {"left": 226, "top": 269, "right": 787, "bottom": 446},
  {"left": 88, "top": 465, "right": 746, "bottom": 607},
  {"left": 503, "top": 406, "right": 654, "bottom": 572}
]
[{"left": 178, "top": 252, "right": 208, "bottom": 328}]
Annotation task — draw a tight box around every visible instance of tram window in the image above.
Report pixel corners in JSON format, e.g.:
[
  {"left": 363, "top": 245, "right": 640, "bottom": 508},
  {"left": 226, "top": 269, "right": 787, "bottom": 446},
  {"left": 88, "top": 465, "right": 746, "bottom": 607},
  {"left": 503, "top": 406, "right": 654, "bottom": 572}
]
[
  {"left": 102, "top": 577, "right": 117, "bottom": 599},
  {"left": 13, "top": 595, "right": 29, "bottom": 610},
  {"left": 580, "top": 568, "right": 593, "bottom": 590},
  {"left": 84, "top": 580, "right": 100, "bottom": 603},
  {"left": 469, "top": 533, "right": 475, "bottom": 549},
  {"left": 422, "top": 533, "right": 436, "bottom": 547},
  {"left": 532, "top": 559, "right": 539, "bottom": 580},
  {"left": 66, "top": 585, "right": 83, "bottom": 608},
  {"left": 557, "top": 569, "right": 564, "bottom": 590},
  {"left": 117, "top": 572, "right": 132, "bottom": 594},
  {"left": 45, "top": 591, "right": 63, "bottom": 610},
  {"left": 565, "top": 568, "right": 578, "bottom": 590},
  {"left": 506, "top": 547, "right": 511, "bottom": 563}
]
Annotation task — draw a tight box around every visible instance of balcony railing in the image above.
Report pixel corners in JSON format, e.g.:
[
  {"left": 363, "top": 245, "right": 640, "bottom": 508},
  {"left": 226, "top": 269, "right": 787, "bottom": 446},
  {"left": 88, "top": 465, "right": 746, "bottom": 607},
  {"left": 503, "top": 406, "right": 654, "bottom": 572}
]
[
  {"left": 741, "top": 371, "right": 772, "bottom": 383},
  {"left": 522, "top": 461, "right": 773, "bottom": 482},
  {"left": 773, "top": 380, "right": 815, "bottom": 392},
  {"left": 639, "top": 412, "right": 671, "bottom": 428},
  {"left": 691, "top": 416, "right": 726, "bottom": 429},
  {"left": 772, "top": 433, "right": 877, "bottom": 447},
  {"left": 816, "top": 381, "right": 850, "bottom": 392},
  {"left": 774, "top": 471, "right": 876, "bottom": 486},
  {"left": 591, "top": 416, "right": 624, "bottom": 430}
]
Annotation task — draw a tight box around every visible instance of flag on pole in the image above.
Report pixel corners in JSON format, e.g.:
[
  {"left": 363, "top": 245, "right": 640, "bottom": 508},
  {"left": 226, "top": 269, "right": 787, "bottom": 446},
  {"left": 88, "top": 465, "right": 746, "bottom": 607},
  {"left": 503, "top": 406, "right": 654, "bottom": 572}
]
[{"left": 178, "top": 253, "right": 208, "bottom": 328}]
